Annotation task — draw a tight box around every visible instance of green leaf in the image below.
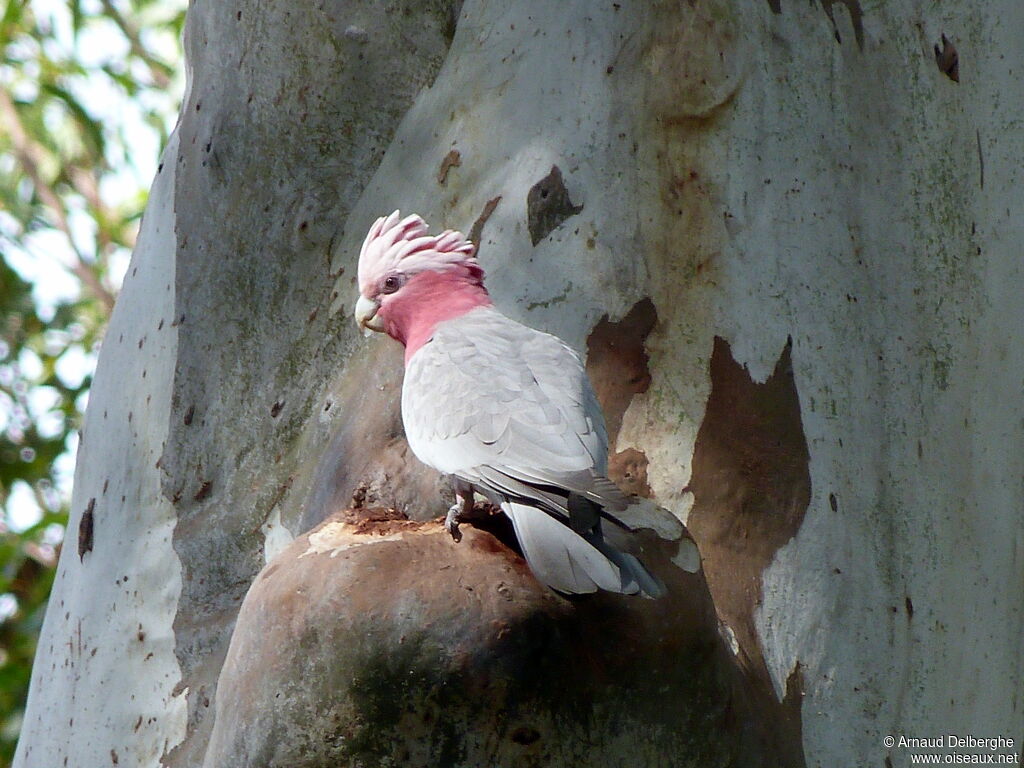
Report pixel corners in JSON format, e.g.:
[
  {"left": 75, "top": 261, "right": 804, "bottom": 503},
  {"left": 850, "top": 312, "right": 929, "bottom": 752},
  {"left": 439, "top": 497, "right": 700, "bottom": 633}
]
[
  {"left": 39, "top": 83, "right": 106, "bottom": 160},
  {"left": 69, "top": 0, "right": 83, "bottom": 38},
  {"left": 0, "top": 0, "right": 28, "bottom": 44}
]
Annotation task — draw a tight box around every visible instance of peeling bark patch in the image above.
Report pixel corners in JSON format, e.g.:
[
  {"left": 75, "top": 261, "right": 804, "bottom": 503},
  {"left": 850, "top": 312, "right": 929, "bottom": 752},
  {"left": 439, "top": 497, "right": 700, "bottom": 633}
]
[
  {"left": 194, "top": 481, "right": 213, "bottom": 502},
  {"left": 526, "top": 165, "right": 582, "bottom": 246},
  {"left": 820, "top": 0, "right": 864, "bottom": 50},
  {"left": 783, "top": 664, "right": 803, "bottom": 706},
  {"left": 608, "top": 447, "right": 653, "bottom": 498},
  {"left": 437, "top": 149, "right": 461, "bottom": 184},
  {"left": 341, "top": 505, "right": 412, "bottom": 536},
  {"left": 934, "top": 34, "right": 959, "bottom": 82},
  {"left": 468, "top": 195, "right": 501, "bottom": 254},
  {"left": 78, "top": 499, "right": 95, "bottom": 560},
  {"left": 686, "top": 336, "right": 811, "bottom": 687},
  {"left": 778, "top": 664, "right": 806, "bottom": 758},
  {"left": 585, "top": 298, "right": 657, "bottom": 445}
]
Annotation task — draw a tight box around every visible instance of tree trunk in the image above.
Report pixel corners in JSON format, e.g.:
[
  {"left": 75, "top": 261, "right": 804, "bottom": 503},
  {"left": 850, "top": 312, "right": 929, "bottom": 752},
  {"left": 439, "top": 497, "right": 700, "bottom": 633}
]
[{"left": 16, "top": 1, "right": 1023, "bottom": 767}]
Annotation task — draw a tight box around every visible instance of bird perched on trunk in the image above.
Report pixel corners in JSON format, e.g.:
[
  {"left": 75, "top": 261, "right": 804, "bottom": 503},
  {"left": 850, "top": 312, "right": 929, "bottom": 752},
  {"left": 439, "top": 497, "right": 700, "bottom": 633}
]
[{"left": 354, "top": 211, "right": 664, "bottom": 597}]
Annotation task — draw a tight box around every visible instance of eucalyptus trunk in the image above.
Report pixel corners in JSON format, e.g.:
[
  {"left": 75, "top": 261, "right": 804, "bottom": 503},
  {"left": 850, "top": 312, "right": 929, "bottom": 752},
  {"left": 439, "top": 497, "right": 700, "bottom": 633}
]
[{"left": 16, "top": 2, "right": 1023, "bottom": 767}]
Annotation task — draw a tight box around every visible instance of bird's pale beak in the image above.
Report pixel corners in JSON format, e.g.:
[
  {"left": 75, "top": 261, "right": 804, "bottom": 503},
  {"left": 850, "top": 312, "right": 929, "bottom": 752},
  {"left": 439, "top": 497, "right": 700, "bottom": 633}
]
[{"left": 354, "top": 294, "right": 385, "bottom": 336}]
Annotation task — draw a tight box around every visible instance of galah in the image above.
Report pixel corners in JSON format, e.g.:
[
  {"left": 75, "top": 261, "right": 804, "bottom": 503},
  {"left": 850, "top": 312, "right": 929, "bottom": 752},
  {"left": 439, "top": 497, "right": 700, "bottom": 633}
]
[{"left": 354, "top": 211, "right": 664, "bottom": 597}]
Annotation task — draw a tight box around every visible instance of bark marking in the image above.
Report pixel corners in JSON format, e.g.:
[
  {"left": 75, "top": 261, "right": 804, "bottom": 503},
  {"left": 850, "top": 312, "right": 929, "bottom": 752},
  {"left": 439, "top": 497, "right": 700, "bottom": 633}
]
[
  {"left": 687, "top": 336, "right": 811, "bottom": 682},
  {"left": 526, "top": 165, "right": 582, "bottom": 246}
]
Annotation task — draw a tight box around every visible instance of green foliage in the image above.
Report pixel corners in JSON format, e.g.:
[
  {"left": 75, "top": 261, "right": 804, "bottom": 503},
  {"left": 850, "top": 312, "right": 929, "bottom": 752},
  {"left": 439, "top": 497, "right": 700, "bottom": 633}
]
[{"left": 0, "top": 0, "right": 184, "bottom": 762}]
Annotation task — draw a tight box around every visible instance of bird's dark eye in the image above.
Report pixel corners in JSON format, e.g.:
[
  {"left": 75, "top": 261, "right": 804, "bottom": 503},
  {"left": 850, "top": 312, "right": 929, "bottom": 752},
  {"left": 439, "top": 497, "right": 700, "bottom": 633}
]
[{"left": 381, "top": 275, "right": 402, "bottom": 294}]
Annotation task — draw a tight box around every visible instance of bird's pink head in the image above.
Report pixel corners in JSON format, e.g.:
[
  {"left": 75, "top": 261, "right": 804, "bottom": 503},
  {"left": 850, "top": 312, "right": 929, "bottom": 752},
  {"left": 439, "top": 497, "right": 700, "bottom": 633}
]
[{"left": 354, "top": 211, "right": 492, "bottom": 361}]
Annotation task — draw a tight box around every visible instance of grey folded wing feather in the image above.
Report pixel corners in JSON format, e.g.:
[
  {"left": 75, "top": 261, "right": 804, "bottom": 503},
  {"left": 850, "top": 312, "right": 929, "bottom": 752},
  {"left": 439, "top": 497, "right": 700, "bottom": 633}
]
[{"left": 402, "top": 307, "right": 609, "bottom": 492}]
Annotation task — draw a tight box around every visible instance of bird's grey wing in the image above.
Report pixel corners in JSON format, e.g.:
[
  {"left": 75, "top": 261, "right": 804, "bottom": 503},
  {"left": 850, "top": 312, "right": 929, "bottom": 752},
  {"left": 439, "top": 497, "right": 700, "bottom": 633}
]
[
  {"left": 517, "top": 327, "right": 610, "bottom": 472},
  {"left": 402, "top": 309, "right": 608, "bottom": 496}
]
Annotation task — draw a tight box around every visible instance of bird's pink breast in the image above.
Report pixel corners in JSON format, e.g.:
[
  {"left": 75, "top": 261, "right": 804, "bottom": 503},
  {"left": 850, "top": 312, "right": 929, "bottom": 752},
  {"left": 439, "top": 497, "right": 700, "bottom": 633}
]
[{"left": 377, "top": 266, "right": 493, "bottom": 363}]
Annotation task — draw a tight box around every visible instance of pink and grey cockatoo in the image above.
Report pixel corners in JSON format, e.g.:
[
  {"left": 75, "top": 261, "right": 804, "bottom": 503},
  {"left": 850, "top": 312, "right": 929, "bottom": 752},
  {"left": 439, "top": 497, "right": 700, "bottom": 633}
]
[{"left": 354, "top": 211, "right": 664, "bottom": 597}]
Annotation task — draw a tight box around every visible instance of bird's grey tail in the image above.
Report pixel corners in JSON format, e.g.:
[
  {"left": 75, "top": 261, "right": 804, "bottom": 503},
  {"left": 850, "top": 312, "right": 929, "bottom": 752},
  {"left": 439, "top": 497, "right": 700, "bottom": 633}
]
[{"left": 501, "top": 502, "right": 665, "bottom": 598}]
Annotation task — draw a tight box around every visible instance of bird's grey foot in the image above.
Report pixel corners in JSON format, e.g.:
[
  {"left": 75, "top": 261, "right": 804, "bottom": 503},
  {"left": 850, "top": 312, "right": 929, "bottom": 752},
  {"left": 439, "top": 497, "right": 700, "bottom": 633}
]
[
  {"left": 445, "top": 503, "right": 463, "bottom": 543},
  {"left": 445, "top": 485, "right": 475, "bottom": 543}
]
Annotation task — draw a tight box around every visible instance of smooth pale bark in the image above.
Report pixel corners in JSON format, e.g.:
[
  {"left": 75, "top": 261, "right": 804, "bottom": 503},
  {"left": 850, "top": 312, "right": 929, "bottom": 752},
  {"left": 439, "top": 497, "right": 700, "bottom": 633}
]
[
  {"left": 14, "top": 128, "right": 187, "bottom": 768},
  {"left": 16, "top": 1, "right": 1024, "bottom": 767}
]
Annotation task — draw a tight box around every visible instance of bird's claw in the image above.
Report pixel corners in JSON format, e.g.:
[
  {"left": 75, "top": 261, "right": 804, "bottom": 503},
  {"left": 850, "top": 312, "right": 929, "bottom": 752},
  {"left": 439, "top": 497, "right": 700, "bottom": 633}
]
[{"left": 445, "top": 503, "right": 463, "bottom": 543}]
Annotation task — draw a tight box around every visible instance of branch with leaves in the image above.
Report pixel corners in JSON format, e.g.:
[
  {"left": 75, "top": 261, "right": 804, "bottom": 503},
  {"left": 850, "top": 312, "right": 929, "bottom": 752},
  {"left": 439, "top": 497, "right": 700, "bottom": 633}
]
[{"left": 0, "top": 85, "right": 116, "bottom": 311}]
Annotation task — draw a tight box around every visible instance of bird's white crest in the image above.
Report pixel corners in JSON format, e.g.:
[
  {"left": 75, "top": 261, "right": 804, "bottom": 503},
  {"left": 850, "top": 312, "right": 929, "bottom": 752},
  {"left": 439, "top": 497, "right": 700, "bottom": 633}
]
[{"left": 357, "top": 211, "right": 476, "bottom": 295}]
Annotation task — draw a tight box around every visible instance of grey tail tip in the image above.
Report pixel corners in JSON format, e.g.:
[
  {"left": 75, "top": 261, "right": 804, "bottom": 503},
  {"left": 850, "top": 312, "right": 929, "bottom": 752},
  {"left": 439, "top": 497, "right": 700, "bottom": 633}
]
[
  {"left": 626, "top": 557, "right": 667, "bottom": 599},
  {"left": 595, "top": 541, "right": 666, "bottom": 598},
  {"left": 640, "top": 575, "right": 667, "bottom": 600}
]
